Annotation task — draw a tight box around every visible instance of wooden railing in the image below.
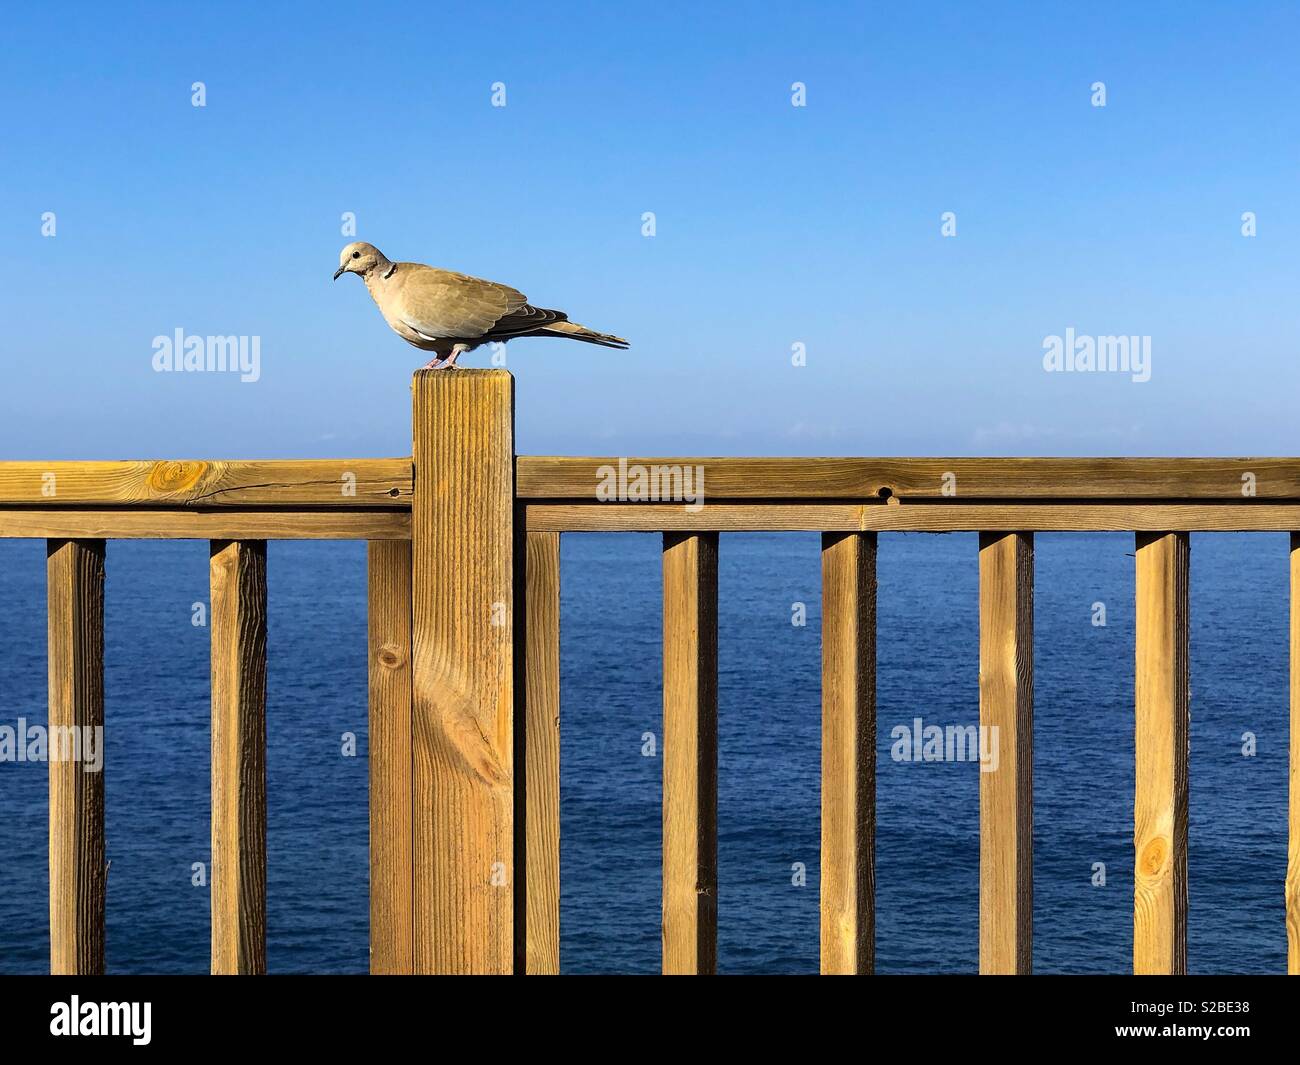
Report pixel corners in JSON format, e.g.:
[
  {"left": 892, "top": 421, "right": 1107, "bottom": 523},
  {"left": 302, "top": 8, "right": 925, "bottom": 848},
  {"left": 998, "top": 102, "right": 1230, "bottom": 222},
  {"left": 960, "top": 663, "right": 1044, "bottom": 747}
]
[{"left": 4, "top": 368, "right": 1299, "bottom": 974}]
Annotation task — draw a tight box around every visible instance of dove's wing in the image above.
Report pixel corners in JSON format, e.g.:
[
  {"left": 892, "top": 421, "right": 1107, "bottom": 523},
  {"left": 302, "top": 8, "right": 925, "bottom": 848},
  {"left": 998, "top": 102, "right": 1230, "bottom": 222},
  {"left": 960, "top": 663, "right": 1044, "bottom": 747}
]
[
  {"left": 393, "top": 265, "right": 566, "bottom": 342},
  {"left": 483, "top": 302, "right": 569, "bottom": 339}
]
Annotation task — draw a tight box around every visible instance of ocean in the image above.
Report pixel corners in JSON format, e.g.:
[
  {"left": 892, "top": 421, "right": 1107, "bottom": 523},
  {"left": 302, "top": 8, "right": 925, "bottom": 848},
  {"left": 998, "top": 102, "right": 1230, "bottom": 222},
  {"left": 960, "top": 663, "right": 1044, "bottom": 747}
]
[{"left": 0, "top": 532, "right": 1290, "bottom": 974}]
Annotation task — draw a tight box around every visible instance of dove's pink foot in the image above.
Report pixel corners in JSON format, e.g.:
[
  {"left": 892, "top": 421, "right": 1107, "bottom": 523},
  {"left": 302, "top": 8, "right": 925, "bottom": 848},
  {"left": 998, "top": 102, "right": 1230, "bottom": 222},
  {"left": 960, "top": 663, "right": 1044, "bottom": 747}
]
[{"left": 421, "top": 357, "right": 445, "bottom": 370}]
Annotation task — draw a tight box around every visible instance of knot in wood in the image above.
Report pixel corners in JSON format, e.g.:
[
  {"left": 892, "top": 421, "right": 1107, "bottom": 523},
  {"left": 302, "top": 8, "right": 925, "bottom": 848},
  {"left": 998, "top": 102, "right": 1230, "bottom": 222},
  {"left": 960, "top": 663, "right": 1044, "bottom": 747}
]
[
  {"left": 148, "top": 460, "right": 207, "bottom": 494},
  {"left": 1140, "top": 836, "right": 1168, "bottom": 876}
]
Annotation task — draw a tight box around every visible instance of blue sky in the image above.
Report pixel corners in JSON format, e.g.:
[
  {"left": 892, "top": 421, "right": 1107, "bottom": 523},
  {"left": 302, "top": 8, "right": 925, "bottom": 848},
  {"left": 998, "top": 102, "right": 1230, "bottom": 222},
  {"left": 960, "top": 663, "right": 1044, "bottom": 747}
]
[{"left": 2, "top": 1, "right": 1297, "bottom": 459}]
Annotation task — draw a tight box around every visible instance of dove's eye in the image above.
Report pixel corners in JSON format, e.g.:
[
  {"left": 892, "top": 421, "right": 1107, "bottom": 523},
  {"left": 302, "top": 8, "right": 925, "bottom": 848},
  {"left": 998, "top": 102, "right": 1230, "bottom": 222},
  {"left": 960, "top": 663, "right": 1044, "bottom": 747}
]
[{"left": 352, "top": 252, "right": 360, "bottom": 259}]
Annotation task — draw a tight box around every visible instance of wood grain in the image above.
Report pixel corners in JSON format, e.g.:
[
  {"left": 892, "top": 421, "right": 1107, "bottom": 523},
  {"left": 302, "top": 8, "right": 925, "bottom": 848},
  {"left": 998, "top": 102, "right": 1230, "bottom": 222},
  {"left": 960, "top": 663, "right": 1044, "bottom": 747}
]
[
  {"left": 0, "top": 508, "right": 409, "bottom": 540},
  {"left": 819, "top": 532, "right": 876, "bottom": 974},
  {"left": 1290, "top": 534, "right": 1300, "bottom": 975},
  {"left": 517, "top": 456, "right": 1300, "bottom": 501},
  {"left": 1133, "top": 532, "right": 1189, "bottom": 975},
  {"left": 978, "top": 532, "right": 1034, "bottom": 974},
  {"left": 524, "top": 502, "right": 1300, "bottom": 533},
  {"left": 209, "top": 539, "right": 268, "bottom": 975},
  {"left": 368, "top": 540, "right": 414, "bottom": 974},
  {"left": 47, "top": 539, "right": 106, "bottom": 975},
  {"left": 661, "top": 532, "right": 719, "bottom": 974},
  {"left": 520, "top": 531, "right": 560, "bottom": 974},
  {"left": 0, "top": 458, "right": 412, "bottom": 507},
  {"left": 410, "top": 370, "right": 515, "bottom": 974}
]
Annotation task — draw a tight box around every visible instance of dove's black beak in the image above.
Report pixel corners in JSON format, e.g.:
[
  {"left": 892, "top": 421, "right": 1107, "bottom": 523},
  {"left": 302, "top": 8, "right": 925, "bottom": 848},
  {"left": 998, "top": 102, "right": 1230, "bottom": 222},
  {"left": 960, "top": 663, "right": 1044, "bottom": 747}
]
[{"left": 332, "top": 266, "right": 345, "bottom": 281}]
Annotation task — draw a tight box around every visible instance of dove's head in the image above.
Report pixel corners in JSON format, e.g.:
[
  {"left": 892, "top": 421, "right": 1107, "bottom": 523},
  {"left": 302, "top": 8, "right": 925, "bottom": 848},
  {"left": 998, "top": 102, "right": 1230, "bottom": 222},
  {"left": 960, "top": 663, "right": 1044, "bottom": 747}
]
[{"left": 334, "top": 241, "right": 386, "bottom": 280}]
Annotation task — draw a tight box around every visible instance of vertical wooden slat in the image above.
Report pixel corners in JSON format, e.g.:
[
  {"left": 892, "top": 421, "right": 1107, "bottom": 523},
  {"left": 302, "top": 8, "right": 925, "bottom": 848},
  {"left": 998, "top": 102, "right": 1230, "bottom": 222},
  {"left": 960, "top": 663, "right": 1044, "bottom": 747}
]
[
  {"left": 1289, "top": 533, "right": 1300, "bottom": 974},
  {"left": 209, "top": 538, "right": 267, "bottom": 975},
  {"left": 978, "top": 531, "right": 1034, "bottom": 974},
  {"left": 820, "top": 531, "right": 876, "bottom": 974},
  {"left": 368, "top": 539, "right": 414, "bottom": 974},
  {"left": 411, "top": 369, "right": 515, "bottom": 974},
  {"left": 47, "top": 538, "right": 106, "bottom": 975},
  {"left": 1133, "top": 531, "right": 1189, "bottom": 975},
  {"left": 661, "top": 531, "right": 718, "bottom": 975},
  {"left": 519, "top": 530, "right": 561, "bottom": 974}
]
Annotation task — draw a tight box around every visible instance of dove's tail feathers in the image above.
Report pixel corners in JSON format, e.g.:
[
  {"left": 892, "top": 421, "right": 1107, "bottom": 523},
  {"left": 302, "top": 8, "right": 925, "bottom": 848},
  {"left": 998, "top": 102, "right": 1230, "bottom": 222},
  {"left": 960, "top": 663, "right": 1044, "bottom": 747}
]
[{"left": 535, "top": 320, "right": 629, "bottom": 349}]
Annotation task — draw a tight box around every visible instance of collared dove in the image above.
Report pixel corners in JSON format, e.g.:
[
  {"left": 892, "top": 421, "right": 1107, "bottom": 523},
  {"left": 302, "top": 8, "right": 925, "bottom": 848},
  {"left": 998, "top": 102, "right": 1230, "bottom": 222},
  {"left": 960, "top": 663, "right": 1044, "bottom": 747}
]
[{"left": 334, "top": 241, "right": 629, "bottom": 368}]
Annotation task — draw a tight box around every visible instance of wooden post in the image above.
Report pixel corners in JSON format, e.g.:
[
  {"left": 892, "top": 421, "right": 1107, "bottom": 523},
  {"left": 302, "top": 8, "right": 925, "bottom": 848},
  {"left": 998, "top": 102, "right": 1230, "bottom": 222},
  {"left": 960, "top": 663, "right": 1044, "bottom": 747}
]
[
  {"left": 368, "top": 539, "right": 414, "bottom": 974},
  {"left": 1133, "top": 531, "right": 1189, "bottom": 975},
  {"left": 520, "top": 530, "right": 561, "bottom": 974},
  {"left": 978, "top": 531, "right": 1034, "bottom": 974},
  {"left": 209, "top": 539, "right": 268, "bottom": 975},
  {"left": 47, "top": 539, "right": 106, "bottom": 975},
  {"left": 410, "top": 370, "right": 515, "bottom": 974},
  {"left": 661, "top": 531, "right": 718, "bottom": 974},
  {"left": 820, "top": 531, "right": 876, "bottom": 974},
  {"left": 1289, "top": 534, "right": 1300, "bottom": 974}
]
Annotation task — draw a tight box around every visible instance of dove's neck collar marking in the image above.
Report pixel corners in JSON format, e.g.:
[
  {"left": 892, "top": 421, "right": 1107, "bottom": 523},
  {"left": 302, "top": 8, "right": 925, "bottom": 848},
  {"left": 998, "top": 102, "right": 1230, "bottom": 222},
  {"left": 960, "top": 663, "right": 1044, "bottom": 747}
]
[{"left": 380, "top": 262, "right": 397, "bottom": 280}]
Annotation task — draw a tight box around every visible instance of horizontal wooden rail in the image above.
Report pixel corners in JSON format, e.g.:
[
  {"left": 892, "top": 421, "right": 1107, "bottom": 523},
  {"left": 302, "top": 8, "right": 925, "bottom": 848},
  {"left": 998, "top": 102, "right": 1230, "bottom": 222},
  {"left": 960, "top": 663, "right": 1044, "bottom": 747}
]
[
  {"left": 19, "top": 499, "right": 1300, "bottom": 540},
  {"left": 0, "top": 508, "right": 410, "bottom": 540},
  {"left": 525, "top": 502, "right": 1300, "bottom": 533},
  {"left": 517, "top": 457, "right": 1300, "bottom": 501},
  {"left": 11, "top": 456, "right": 1300, "bottom": 508},
  {"left": 0, "top": 459, "right": 412, "bottom": 507}
]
